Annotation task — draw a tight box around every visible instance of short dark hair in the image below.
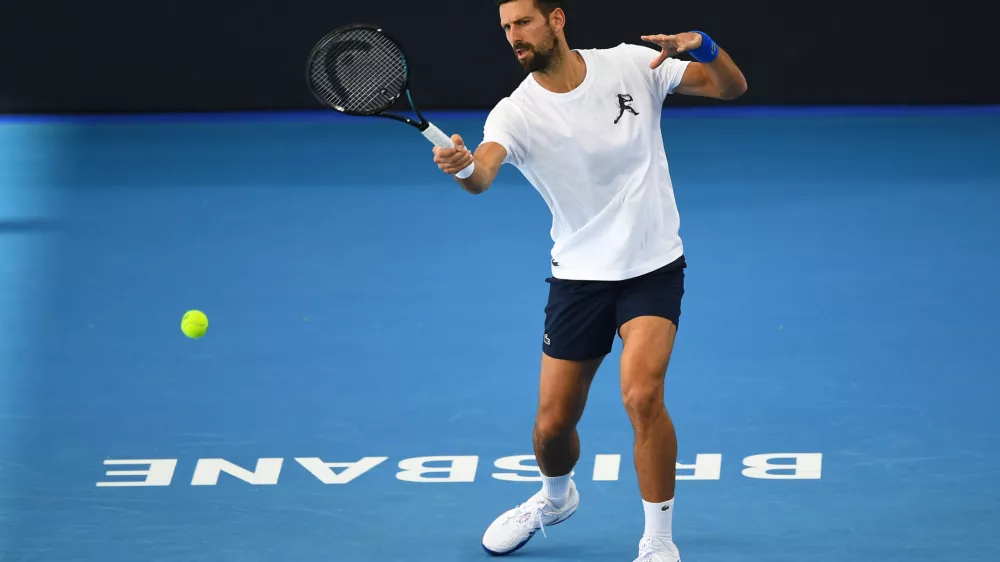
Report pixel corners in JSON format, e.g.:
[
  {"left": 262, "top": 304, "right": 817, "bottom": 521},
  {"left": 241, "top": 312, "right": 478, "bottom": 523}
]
[{"left": 496, "top": 0, "right": 565, "bottom": 17}]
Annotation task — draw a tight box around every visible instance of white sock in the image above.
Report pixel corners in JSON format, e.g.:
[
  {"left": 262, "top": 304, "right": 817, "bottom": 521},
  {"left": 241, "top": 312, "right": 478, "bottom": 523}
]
[
  {"left": 540, "top": 473, "right": 572, "bottom": 508},
  {"left": 642, "top": 498, "right": 674, "bottom": 542}
]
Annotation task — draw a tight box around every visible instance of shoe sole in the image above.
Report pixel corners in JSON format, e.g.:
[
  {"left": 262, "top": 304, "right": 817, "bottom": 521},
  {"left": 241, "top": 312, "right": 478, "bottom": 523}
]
[{"left": 481, "top": 506, "right": 578, "bottom": 557}]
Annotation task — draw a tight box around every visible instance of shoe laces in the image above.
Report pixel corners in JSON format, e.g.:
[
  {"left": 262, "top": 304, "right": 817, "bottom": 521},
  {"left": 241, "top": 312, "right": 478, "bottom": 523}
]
[
  {"left": 637, "top": 536, "right": 673, "bottom": 562},
  {"left": 637, "top": 537, "right": 657, "bottom": 561},
  {"left": 507, "top": 496, "right": 552, "bottom": 538}
]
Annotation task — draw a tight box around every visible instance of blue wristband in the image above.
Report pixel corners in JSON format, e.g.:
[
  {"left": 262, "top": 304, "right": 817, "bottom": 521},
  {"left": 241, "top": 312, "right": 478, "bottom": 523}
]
[{"left": 688, "top": 31, "right": 719, "bottom": 63}]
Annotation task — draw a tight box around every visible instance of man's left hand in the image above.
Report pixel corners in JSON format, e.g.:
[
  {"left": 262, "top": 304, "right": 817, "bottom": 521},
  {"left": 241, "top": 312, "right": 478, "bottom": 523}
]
[{"left": 641, "top": 33, "right": 703, "bottom": 69}]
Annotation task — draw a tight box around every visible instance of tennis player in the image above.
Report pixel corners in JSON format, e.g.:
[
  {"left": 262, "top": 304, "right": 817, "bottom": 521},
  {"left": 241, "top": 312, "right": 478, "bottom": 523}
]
[{"left": 432, "top": 1, "right": 746, "bottom": 560}]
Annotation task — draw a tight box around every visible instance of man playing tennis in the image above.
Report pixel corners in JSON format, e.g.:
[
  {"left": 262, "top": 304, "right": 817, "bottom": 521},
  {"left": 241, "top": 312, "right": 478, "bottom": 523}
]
[{"left": 432, "top": 1, "right": 747, "bottom": 560}]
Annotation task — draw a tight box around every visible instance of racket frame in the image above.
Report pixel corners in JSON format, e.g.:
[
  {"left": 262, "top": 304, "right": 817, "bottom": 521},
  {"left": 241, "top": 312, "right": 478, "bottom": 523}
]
[
  {"left": 306, "top": 23, "right": 475, "bottom": 179},
  {"left": 305, "top": 23, "right": 431, "bottom": 131}
]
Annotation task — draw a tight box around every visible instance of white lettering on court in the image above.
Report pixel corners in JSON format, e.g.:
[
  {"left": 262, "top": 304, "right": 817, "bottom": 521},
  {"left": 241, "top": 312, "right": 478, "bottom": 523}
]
[
  {"left": 396, "top": 456, "right": 479, "bottom": 483},
  {"left": 593, "top": 454, "right": 621, "bottom": 481},
  {"left": 742, "top": 453, "right": 823, "bottom": 479},
  {"left": 191, "top": 458, "right": 284, "bottom": 485},
  {"left": 676, "top": 454, "right": 723, "bottom": 480},
  {"left": 96, "top": 459, "right": 177, "bottom": 487},
  {"left": 296, "top": 456, "right": 387, "bottom": 484},
  {"left": 95, "top": 452, "right": 825, "bottom": 486},
  {"left": 492, "top": 455, "right": 541, "bottom": 482}
]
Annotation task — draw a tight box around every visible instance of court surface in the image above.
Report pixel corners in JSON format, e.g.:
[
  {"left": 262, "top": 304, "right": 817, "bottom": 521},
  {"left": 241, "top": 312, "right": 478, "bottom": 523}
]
[{"left": 1, "top": 106, "right": 999, "bottom": 561}]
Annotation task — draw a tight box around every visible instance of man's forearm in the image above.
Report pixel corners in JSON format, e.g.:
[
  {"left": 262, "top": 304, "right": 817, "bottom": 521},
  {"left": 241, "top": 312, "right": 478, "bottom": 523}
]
[
  {"left": 701, "top": 47, "right": 747, "bottom": 99},
  {"left": 452, "top": 142, "right": 507, "bottom": 195},
  {"left": 455, "top": 165, "right": 491, "bottom": 195},
  {"left": 682, "top": 31, "right": 747, "bottom": 100}
]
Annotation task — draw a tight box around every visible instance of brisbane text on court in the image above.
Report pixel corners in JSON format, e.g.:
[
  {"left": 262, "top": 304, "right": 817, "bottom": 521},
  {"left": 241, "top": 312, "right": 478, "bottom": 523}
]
[{"left": 97, "top": 452, "right": 823, "bottom": 487}]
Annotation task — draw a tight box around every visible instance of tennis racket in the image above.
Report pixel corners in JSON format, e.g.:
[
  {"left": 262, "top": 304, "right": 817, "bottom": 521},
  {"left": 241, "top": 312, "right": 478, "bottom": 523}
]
[{"left": 306, "top": 23, "right": 475, "bottom": 179}]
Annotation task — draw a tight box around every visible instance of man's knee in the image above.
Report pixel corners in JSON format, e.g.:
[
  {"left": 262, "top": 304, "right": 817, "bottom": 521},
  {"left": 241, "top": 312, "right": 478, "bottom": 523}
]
[
  {"left": 619, "top": 316, "right": 676, "bottom": 427},
  {"left": 622, "top": 345, "right": 672, "bottom": 385},
  {"left": 534, "top": 353, "right": 602, "bottom": 443},
  {"left": 534, "top": 405, "right": 578, "bottom": 443},
  {"left": 621, "top": 380, "right": 666, "bottom": 426}
]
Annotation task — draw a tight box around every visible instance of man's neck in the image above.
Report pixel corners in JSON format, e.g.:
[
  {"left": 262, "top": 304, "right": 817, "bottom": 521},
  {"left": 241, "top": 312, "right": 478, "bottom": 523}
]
[{"left": 533, "top": 49, "right": 586, "bottom": 94}]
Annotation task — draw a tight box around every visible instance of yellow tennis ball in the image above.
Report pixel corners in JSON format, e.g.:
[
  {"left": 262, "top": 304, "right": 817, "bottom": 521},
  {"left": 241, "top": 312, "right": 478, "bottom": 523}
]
[{"left": 181, "top": 310, "right": 208, "bottom": 339}]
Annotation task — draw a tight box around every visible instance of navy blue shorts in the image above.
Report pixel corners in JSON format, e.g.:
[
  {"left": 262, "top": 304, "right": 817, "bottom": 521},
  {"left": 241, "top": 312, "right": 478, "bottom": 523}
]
[{"left": 542, "top": 255, "right": 686, "bottom": 361}]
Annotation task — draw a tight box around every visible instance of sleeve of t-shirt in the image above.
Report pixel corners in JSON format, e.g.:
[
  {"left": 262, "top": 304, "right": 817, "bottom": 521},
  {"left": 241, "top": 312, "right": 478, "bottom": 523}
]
[
  {"left": 481, "top": 98, "right": 528, "bottom": 167},
  {"left": 620, "top": 43, "right": 691, "bottom": 101}
]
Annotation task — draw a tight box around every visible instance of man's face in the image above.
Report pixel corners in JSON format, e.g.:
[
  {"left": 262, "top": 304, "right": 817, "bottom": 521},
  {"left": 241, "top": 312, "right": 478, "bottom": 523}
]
[{"left": 500, "top": 0, "right": 559, "bottom": 73}]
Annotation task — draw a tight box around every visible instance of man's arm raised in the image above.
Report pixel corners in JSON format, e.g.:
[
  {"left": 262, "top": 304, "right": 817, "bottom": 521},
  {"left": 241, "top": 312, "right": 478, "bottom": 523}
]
[{"left": 642, "top": 31, "right": 748, "bottom": 100}]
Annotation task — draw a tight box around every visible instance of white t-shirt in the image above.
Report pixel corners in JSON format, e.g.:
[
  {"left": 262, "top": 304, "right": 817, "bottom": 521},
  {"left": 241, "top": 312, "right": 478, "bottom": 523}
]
[{"left": 482, "top": 43, "right": 691, "bottom": 281}]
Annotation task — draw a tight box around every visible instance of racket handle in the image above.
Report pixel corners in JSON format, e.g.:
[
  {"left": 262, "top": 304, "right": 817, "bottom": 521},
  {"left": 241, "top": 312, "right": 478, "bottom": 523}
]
[{"left": 422, "top": 123, "right": 476, "bottom": 179}]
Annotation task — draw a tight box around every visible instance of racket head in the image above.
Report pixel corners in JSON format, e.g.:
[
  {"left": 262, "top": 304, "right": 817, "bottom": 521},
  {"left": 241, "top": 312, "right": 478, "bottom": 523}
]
[{"left": 306, "top": 23, "right": 411, "bottom": 117}]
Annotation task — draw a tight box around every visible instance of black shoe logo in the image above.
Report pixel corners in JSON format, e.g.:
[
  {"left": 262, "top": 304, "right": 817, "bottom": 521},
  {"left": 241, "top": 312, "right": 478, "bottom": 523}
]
[{"left": 615, "top": 94, "right": 639, "bottom": 124}]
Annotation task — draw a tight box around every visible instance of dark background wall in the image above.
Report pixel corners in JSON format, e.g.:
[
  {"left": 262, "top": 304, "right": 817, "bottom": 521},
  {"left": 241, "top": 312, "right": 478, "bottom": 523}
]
[{"left": 1, "top": 0, "right": 997, "bottom": 114}]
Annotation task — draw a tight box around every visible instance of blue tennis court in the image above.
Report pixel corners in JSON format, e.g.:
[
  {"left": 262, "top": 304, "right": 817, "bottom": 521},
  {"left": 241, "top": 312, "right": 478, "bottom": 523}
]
[{"left": 2, "top": 106, "right": 998, "bottom": 561}]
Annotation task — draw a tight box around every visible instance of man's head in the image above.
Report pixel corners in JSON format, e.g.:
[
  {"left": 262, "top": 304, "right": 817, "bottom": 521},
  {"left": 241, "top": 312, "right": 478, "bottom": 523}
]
[{"left": 496, "top": 0, "right": 567, "bottom": 73}]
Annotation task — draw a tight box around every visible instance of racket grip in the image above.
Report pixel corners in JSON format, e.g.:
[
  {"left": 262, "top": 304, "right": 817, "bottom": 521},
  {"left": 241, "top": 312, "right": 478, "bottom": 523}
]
[{"left": 422, "top": 123, "right": 475, "bottom": 179}]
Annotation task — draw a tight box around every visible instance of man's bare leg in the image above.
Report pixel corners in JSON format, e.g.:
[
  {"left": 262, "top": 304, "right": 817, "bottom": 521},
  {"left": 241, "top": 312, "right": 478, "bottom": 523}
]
[
  {"left": 619, "top": 315, "right": 681, "bottom": 560},
  {"left": 481, "top": 352, "right": 603, "bottom": 556},
  {"left": 533, "top": 353, "right": 603, "bottom": 480}
]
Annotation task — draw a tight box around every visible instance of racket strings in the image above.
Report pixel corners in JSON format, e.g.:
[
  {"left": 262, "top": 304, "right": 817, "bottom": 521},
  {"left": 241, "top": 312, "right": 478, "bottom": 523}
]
[{"left": 309, "top": 29, "right": 407, "bottom": 114}]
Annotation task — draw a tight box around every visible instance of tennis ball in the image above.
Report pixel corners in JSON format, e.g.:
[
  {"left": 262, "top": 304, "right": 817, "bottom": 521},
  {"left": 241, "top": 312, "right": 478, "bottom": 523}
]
[{"left": 181, "top": 310, "right": 208, "bottom": 339}]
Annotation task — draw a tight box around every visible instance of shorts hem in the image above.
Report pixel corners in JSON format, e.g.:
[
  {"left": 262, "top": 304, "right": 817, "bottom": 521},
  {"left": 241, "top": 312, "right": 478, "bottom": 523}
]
[
  {"left": 615, "top": 312, "right": 681, "bottom": 337},
  {"left": 542, "top": 346, "right": 611, "bottom": 362}
]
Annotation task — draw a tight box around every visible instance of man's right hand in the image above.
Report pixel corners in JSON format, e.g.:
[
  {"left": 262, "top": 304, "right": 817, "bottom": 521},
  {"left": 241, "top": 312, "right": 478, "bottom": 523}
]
[{"left": 433, "top": 134, "right": 475, "bottom": 175}]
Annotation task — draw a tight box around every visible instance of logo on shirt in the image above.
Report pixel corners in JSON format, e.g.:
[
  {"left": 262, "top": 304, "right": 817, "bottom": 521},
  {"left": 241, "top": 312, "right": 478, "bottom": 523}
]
[{"left": 614, "top": 93, "right": 639, "bottom": 124}]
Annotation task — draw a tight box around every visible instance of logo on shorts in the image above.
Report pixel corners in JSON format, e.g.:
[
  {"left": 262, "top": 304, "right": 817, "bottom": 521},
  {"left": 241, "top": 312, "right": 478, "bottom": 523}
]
[
  {"left": 615, "top": 93, "right": 639, "bottom": 124},
  {"left": 543, "top": 333, "right": 551, "bottom": 346}
]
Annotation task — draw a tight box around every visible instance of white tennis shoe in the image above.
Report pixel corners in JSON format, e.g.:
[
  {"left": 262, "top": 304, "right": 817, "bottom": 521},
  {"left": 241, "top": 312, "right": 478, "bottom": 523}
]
[
  {"left": 481, "top": 479, "right": 579, "bottom": 556},
  {"left": 633, "top": 535, "right": 681, "bottom": 562}
]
